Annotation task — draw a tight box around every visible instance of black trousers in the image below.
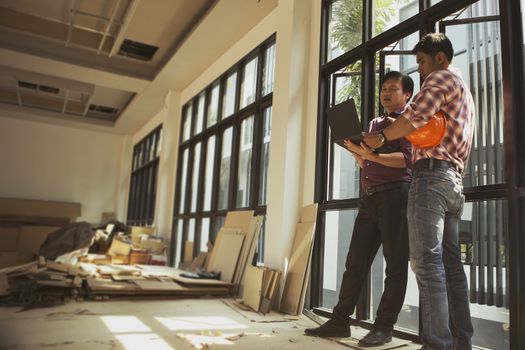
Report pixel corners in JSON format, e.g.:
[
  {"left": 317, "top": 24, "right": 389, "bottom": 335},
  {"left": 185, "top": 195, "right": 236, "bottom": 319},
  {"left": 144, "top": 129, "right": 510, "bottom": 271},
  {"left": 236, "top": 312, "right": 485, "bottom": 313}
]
[{"left": 332, "top": 182, "right": 409, "bottom": 331}]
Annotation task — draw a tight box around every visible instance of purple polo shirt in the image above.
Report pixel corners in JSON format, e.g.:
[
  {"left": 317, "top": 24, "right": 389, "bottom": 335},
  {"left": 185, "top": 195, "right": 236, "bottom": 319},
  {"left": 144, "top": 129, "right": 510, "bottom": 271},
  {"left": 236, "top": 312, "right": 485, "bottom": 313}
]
[{"left": 361, "top": 112, "right": 412, "bottom": 189}]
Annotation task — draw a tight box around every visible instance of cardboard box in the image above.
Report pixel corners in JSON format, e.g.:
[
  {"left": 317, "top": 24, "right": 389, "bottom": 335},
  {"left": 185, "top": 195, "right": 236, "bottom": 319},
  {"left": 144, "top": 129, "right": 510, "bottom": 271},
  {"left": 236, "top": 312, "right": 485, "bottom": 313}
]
[
  {"left": 0, "top": 252, "right": 19, "bottom": 269},
  {"left": 140, "top": 238, "right": 166, "bottom": 254},
  {"left": 130, "top": 226, "right": 156, "bottom": 245},
  {"left": 130, "top": 252, "right": 151, "bottom": 265},
  {"left": 0, "top": 197, "right": 81, "bottom": 221},
  {"left": 111, "top": 255, "right": 130, "bottom": 265},
  {"left": 18, "top": 226, "right": 59, "bottom": 253},
  {"left": 0, "top": 226, "right": 19, "bottom": 252},
  {"left": 107, "top": 238, "right": 132, "bottom": 257}
]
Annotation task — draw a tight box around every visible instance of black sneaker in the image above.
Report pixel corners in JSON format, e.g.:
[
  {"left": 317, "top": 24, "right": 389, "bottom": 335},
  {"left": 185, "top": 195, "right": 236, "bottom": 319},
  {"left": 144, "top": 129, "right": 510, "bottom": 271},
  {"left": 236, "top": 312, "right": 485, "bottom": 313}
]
[
  {"left": 304, "top": 318, "right": 350, "bottom": 338},
  {"left": 357, "top": 329, "right": 392, "bottom": 347}
]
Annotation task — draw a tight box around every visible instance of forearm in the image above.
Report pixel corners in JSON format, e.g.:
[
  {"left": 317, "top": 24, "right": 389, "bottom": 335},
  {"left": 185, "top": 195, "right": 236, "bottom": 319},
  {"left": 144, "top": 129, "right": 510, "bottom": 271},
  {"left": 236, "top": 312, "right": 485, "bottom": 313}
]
[
  {"left": 366, "top": 151, "right": 407, "bottom": 168},
  {"left": 382, "top": 116, "right": 416, "bottom": 141}
]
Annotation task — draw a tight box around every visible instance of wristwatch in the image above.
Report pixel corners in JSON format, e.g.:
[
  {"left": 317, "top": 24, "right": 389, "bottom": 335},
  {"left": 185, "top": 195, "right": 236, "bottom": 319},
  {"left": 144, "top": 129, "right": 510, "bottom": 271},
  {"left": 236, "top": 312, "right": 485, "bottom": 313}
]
[{"left": 377, "top": 130, "right": 386, "bottom": 146}]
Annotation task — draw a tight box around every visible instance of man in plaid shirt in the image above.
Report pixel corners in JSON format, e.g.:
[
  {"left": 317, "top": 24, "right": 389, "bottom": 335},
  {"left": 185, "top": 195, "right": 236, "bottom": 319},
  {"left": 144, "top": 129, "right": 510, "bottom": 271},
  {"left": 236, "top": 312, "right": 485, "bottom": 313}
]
[{"left": 364, "top": 33, "right": 475, "bottom": 350}]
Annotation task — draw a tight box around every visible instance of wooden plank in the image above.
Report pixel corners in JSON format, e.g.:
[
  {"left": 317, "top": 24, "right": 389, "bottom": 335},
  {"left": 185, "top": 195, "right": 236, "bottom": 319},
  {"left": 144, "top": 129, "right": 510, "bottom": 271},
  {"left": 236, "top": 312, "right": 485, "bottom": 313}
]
[
  {"left": 207, "top": 233, "right": 244, "bottom": 283},
  {"left": 184, "top": 241, "right": 194, "bottom": 264},
  {"left": 133, "top": 280, "right": 184, "bottom": 291},
  {"left": 300, "top": 203, "right": 318, "bottom": 223},
  {"left": 233, "top": 216, "right": 263, "bottom": 295},
  {"left": 224, "top": 210, "right": 255, "bottom": 234},
  {"left": 279, "top": 222, "right": 315, "bottom": 315},
  {"left": 242, "top": 265, "right": 265, "bottom": 312},
  {"left": 206, "top": 228, "right": 242, "bottom": 273}
]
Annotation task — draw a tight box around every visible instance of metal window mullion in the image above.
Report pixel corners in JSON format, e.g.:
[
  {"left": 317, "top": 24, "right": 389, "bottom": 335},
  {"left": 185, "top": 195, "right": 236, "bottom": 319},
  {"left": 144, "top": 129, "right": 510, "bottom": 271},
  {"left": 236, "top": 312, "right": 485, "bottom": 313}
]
[
  {"left": 496, "top": 199, "right": 504, "bottom": 306},
  {"left": 487, "top": 200, "right": 495, "bottom": 305},
  {"left": 479, "top": 201, "right": 487, "bottom": 304},
  {"left": 470, "top": 201, "right": 478, "bottom": 302},
  {"left": 492, "top": 20, "right": 503, "bottom": 184},
  {"left": 481, "top": 21, "right": 496, "bottom": 187},
  {"left": 251, "top": 107, "right": 263, "bottom": 208},
  {"left": 229, "top": 121, "right": 241, "bottom": 209}
]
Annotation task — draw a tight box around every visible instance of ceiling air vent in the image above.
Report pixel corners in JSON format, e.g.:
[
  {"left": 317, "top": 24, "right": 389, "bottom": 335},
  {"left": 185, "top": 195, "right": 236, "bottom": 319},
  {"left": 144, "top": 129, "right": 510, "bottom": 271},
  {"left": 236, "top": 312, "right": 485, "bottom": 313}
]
[
  {"left": 118, "top": 39, "right": 159, "bottom": 62},
  {"left": 89, "top": 104, "right": 119, "bottom": 115},
  {"left": 18, "top": 80, "right": 60, "bottom": 94}
]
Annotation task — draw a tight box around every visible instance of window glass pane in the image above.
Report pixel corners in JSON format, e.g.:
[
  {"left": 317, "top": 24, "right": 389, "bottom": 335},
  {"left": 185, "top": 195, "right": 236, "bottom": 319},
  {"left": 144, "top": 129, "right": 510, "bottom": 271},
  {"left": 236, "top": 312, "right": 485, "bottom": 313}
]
[
  {"left": 175, "top": 219, "right": 183, "bottom": 266},
  {"left": 178, "top": 149, "right": 189, "bottom": 214},
  {"left": 460, "top": 199, "right": 509, "bottom": 349},
  {"left": 203, "top": 136, "right": 216, "bottom": 211},
  {"left": 207, "top": 84, "right": 220, "bottom": 127},
  {"left": 182, "top": 104, "right": 192, "bottom": 141},
  {"left": 236, "top": 116, "right": 254, "bottom": 207},
  {"left": 240, "top": 57, "right": 258, "bottom": 109},
  {"left": 322, "top": 209, "right": 358, "bottom": 311},
  {"left": 188, "top": 218, "right": 195, "bottom": 242},
  {"left": 327, "top": 0, "right": 363, "bottom": 62},
  {"left": 211, "top": 216, "right": 226, "bottom": 243},
  {"left": 190, "top": 142, "right": 201, "bottom": 212},
  {"left": 218, "top": 127, "right": 233, "bottom": 210},
  {"left": 222, "top": 72, "right": 237, "bottom": 118},
  {"left": 373, "top": 0, "right": 414, "bottom": 37},
  {"left": 201, "top": 218, "right": 210, "bottom": 252},
  {"left": 156, "top": 129, "right": 163, "bottom": 157},
  {"left": 258, "top": 107, "right": 272, "bottom": 205},
  {"left": 262, "top": 43, "right": 276, "bottom": 96},
  {"left": 444, "top": 20, "right": 504, "bottom": 187},
  {"left": 195, "top": 93, "right": 205, "bottom": 134},
  {"left": 328, "top": 61, "right": 362, "bottom": 200}
]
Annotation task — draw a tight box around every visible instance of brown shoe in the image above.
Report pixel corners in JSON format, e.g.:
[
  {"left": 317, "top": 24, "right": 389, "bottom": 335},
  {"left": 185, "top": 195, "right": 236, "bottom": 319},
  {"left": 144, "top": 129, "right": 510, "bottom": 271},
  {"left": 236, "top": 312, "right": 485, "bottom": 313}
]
[{"left": 304, "top": 318, "right": 350, "bottom": 338}]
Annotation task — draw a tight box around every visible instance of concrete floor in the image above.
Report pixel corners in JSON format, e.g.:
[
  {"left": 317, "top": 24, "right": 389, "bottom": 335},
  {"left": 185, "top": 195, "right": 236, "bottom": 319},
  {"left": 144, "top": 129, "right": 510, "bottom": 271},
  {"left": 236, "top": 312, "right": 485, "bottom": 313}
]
[{"left": 0, "top": 298, "right": 421, "bottom": 350}]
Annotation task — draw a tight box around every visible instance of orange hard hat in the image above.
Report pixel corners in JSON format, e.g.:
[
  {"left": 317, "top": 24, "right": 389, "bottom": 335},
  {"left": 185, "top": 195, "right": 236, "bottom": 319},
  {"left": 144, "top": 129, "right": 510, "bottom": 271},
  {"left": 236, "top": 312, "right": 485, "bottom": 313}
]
[{"left": 405, "top": 111, "right": 447, "bottom": 148}]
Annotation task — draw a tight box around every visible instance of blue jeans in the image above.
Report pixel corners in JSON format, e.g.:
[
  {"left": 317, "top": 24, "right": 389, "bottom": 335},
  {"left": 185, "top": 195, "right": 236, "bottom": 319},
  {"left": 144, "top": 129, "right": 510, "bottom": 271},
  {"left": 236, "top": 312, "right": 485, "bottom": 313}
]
[{"left": 407, "top": 167, "right": 473, "bottom": 350}]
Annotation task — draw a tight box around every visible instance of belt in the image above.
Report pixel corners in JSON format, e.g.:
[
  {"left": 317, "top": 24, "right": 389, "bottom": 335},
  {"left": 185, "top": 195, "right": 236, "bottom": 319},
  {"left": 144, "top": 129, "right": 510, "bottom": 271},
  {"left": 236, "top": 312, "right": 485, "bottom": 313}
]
[
  {"left": 414, "top": 158, "right": 460, "bottom": 173},
  {"left": 363, "top": 181, "right": 407, "bottom": 196}
]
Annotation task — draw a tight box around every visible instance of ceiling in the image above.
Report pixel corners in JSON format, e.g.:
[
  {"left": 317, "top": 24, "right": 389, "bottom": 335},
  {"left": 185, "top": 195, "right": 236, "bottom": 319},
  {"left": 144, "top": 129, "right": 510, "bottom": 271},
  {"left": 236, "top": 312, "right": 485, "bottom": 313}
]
[{"left": 0, "top": 0, "right": 278, "bottom": 134}]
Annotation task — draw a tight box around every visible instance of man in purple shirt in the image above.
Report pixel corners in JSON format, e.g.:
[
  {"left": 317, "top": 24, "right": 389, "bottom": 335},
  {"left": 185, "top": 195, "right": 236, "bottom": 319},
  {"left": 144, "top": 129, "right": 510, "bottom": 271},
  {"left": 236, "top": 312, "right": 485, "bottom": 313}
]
[{"left": 305, "top": 71, "right": 413, "bottom": 347}]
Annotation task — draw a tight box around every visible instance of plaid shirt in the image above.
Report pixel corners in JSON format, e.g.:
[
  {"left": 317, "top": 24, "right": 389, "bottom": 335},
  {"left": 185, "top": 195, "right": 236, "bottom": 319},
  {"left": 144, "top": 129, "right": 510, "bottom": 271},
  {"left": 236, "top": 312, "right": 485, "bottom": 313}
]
[{"left": 402, "top": 66, "right": 475, "bottom": 173}]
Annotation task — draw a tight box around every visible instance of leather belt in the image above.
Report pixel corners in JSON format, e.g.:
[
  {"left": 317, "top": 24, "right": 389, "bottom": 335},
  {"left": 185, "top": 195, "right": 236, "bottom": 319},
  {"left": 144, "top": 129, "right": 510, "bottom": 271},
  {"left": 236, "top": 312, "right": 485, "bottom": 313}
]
[
  {"left": 414, "top": 158, "right": 460, "bottom": 173},
  {"left": 363, "top": 181, "right": 407, "bottom": 196}
]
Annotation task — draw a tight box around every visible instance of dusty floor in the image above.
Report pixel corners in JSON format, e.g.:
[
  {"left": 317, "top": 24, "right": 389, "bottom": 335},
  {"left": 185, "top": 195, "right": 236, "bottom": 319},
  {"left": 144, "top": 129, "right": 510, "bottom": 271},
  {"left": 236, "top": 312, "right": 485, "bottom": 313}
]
[{"left": 0, "top": 298, "right": 422, "bottom": 350}]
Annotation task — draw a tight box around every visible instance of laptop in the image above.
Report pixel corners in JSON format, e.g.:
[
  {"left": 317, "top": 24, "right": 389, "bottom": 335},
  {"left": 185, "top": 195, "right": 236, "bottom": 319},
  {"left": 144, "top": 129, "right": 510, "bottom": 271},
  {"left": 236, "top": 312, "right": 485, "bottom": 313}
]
[{"left": 326, "top": 98, "right": 363, "bottom": 148}]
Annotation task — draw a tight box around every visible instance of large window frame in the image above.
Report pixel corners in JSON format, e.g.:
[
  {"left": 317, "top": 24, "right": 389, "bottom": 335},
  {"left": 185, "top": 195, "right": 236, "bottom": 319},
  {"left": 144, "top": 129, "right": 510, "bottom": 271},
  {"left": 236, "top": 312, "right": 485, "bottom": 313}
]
[
  {"left": 172, "top": 34, "right": 276, "bottom": 266},
  {"left": 127, "top": 124, "right": 162, "bottom": 226},
  {"left": 312, "top": 0, "right": 525, "bottom": 348}
]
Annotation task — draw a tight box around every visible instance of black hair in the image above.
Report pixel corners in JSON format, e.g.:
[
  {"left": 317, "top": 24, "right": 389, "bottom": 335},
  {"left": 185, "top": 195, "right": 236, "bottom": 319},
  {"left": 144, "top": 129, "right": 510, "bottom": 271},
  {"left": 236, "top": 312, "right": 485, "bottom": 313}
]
[
  {"left": 412, "top": 32, "right": 454, "bottom": 62},
  {"left": 381, "top": 71, "right": 414, "bottom": 100}
]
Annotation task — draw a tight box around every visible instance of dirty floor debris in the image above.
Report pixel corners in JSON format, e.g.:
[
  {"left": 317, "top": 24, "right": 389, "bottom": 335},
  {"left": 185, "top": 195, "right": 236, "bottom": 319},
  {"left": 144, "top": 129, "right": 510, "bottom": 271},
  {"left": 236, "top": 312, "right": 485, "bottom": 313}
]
[{"left": 0, "top": 298, "right": 423, "bottom": 350}]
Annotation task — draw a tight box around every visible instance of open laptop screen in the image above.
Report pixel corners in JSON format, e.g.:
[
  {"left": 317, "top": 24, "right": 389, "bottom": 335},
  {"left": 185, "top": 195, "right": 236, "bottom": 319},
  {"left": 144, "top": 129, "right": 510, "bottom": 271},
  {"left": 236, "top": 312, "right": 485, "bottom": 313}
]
[{"left": 326, "top": 98, "right": 363, "bottom": 147}]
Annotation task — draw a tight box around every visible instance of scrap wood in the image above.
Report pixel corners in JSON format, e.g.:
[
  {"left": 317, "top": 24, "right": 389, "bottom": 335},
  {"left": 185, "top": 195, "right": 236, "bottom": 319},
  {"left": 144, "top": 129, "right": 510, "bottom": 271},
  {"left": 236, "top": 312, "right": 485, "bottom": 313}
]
[
  {"left": 97, "top": 264, "right": 142, "bottom": 276},
  {"left": 46, "top": 261, "right": 72, "bottom": 274},
  {"left": 176, "top": 331, "right": 244, "bottom": 350},
  {"left": 0, "top": 261, "right": 38, "bottom": 276},
  {"left": 221, "top": 299, "right": 298, "bottom": 323}
]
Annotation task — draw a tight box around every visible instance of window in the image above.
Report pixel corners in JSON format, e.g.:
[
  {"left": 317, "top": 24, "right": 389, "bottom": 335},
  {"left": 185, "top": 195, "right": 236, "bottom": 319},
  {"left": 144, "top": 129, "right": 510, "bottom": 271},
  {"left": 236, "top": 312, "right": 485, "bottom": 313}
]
[
  {"left": 173, "top": 35, "right": 276, "bottom": 266},
  {"left": 127, "top": 125, "right": 162, "bottom": 226}
]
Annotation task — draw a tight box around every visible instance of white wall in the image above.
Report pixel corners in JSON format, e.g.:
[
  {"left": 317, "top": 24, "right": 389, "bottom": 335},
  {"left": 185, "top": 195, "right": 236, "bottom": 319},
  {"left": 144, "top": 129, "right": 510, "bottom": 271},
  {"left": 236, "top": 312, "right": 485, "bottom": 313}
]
[{"left": 0, "top": 116, "right": 125, "bottom": 223}]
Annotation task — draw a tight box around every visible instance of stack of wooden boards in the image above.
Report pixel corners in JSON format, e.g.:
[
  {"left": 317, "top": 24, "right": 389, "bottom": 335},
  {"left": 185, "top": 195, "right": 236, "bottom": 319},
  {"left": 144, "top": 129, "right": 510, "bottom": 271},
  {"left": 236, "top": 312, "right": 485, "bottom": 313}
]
[
  {"left": 204, "top": 210, "right": 264, "bottom": 296},
  {"left": 241, "top": 265, "right": 281, "bottom": 314},
  {"left": 84, "top": 264, "right": 232, "bottom": 297}
]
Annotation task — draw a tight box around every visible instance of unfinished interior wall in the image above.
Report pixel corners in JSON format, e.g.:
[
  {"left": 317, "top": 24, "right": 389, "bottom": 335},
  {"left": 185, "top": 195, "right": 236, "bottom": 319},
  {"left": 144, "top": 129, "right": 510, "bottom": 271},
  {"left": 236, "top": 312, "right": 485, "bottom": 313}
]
[{"left": 0, "top": 116, "right": 124, "bottom": 223}]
